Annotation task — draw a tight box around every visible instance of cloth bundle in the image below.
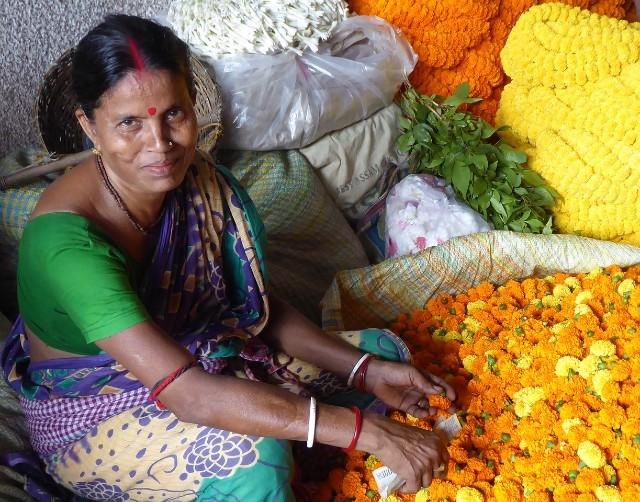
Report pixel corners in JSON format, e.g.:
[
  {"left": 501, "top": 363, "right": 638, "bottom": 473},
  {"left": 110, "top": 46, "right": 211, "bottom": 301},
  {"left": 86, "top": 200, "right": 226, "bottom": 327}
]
[{"left": 385, "top": 174, "right": 491, "bottom": 258}]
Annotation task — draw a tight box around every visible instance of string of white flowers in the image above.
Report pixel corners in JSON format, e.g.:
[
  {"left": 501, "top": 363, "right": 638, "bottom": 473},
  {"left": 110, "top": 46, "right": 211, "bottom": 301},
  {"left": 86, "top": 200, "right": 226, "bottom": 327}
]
[{"left": 167, "top": 0, "right": 349, "bottom": 60}]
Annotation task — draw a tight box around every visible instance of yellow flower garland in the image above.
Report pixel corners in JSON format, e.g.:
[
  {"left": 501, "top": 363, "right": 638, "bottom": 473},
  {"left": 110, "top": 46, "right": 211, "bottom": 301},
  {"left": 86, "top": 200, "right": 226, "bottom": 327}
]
[{"left": 497, "top": 3, "right": 640, "bottom": 245}]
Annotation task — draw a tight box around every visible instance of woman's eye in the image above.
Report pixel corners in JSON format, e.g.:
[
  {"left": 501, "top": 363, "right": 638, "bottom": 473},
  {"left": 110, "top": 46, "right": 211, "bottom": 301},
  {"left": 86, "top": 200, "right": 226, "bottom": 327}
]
[
  {"left": 119, "top": 118, "right": 138, "bottom": 129},
  {"left": 167, "top": 108, "right": 184, "bottom": 120}
]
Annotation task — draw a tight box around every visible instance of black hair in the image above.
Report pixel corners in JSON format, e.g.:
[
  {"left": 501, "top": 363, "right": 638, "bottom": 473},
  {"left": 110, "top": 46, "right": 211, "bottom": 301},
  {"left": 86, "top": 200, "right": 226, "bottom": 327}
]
[{"left": 72, "top": 14, "right": 195, "bottom": 120}]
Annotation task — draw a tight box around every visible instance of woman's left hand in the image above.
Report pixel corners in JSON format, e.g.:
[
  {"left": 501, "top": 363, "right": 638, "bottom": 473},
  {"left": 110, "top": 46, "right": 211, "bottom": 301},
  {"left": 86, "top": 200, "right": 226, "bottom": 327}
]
[{"left": 365, "top": 359, "right": 456, "bottom": 418}]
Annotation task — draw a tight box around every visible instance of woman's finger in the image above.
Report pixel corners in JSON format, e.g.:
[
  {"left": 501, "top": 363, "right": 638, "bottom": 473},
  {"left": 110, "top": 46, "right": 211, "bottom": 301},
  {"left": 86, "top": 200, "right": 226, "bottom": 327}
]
[
  {"left": 421, "top": 465, "right": 434, "bottom": 489},
  {"left": 409, "top": 367, "right": 444, "bottom": 396},
  {"left": 426, "top": 372, "right": 456, "bottom": 400},
  {"left": 433, "top": 461, "right": 447, "bottom": 479},
  {"left": 406, "top": 403, "right": 429, "bottom": 418}
]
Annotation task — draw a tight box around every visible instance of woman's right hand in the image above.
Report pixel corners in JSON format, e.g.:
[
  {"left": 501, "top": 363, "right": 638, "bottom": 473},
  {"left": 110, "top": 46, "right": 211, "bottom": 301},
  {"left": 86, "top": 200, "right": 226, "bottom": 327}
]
[{"left": 359, "top": 412, "right": 449, "bottom": 492}]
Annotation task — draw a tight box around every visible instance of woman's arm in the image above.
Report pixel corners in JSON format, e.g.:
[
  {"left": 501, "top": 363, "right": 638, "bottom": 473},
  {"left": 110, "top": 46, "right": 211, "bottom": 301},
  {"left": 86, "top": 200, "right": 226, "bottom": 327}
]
[
  {"left": 261, "top": 294, "right": 365, "bottom": 380},
  {"left": 261, "top": 295, "right": 455, "bottom": 404},
  {"left": 97, "top": 321, "right": 449, "bottom": 491},
  {"left": 97, "top": 320, "right": 362, "bottom": 446}
]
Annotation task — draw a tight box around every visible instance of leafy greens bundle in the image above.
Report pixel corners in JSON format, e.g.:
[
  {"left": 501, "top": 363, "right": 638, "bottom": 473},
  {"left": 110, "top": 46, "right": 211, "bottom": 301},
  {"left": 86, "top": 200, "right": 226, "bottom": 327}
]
[{"left": 397, "top": 83, "right": 556, "bottom": 234}]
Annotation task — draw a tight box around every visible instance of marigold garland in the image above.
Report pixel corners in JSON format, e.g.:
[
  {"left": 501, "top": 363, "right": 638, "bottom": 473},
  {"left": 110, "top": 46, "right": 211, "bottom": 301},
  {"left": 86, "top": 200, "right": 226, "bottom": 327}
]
[
  {"left": 347, "top": 0, "right": 636, "bottom": 123},
  {"left": 316, "top": 265, "right": 640, "bottom": 501},
  {"left": 496, "top": 3, "right": 640, "bottom": 245}
]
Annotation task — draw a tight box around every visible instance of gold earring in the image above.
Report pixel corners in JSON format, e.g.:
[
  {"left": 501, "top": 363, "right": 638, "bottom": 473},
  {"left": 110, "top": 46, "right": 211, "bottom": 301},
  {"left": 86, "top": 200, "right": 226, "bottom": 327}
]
[{"left": 92, "top": 147, "right": 101, "bottom": 156}]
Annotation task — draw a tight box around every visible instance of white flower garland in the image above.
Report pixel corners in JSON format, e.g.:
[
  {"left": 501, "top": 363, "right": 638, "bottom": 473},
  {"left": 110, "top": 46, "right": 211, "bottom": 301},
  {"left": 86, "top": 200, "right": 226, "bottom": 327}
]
[{"left": 167, "top": 0, "right": 349, "bottom": 60}]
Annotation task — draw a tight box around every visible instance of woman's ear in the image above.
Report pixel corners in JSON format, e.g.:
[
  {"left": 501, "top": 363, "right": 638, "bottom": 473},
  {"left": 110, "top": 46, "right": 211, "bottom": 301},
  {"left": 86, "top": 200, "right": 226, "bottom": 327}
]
[{"left": 75, "top": 108, "right": 99, "bottom": 148}]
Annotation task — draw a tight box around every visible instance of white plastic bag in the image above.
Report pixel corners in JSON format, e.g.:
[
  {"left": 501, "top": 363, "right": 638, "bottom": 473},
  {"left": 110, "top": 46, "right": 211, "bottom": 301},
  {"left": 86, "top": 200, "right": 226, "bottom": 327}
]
[
  {"left": 206, "top": 16, "right": 417, "bottom": 151},
  {"left": 385, "top": 175, "right": 491, "bottom": 258}
]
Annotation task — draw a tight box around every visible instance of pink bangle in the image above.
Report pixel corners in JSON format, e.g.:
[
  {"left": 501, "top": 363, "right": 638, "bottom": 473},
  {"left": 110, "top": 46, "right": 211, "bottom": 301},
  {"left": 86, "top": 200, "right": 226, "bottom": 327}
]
[{"left": 342, "top": 406, "right": 363, "bottom": 452}]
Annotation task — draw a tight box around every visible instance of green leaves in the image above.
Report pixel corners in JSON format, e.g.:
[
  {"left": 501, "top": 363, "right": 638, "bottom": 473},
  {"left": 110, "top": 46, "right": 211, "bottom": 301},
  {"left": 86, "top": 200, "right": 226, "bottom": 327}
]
[
  {"left": 452, "top": 162, "right": 472, "bottom": 196},
  {"left": 443, "top": 82, "right": 483, "bottom": 108},
  {"left": 396, "top": 82, "right": 557, "bottom": 234}
]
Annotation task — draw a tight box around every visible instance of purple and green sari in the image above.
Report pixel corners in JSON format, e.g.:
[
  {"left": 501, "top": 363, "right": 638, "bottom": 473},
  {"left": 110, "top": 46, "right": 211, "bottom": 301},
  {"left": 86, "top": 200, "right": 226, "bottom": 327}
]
[{"left": 1, "top": 153, "right": 410, "bottom": 501}]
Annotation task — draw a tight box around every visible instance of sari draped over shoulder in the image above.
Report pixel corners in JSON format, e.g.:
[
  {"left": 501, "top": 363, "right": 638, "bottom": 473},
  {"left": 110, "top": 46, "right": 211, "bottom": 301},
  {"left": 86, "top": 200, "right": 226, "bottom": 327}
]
[{"left": 1, "top": 153, "right": 304, "bottom": 458}]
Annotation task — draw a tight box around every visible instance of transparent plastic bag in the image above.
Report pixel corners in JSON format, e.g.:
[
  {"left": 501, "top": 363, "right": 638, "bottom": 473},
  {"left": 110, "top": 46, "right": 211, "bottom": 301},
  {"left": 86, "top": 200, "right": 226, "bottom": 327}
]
[
  {"left": 385, "top": 174, "right": 492, "bottom": 258},
  {"left": 206, "top": 16, "right": 417, "bottom": 151}
]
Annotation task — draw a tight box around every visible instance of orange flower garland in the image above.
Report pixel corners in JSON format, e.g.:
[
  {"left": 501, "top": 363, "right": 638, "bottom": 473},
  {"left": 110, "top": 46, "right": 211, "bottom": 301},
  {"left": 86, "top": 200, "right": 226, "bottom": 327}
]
[
  {"left": 317, "top": 265, "right": 640, "bottom": 501},
  {"left": 347, "top": 0, "right": 636, "bottom": 123}
]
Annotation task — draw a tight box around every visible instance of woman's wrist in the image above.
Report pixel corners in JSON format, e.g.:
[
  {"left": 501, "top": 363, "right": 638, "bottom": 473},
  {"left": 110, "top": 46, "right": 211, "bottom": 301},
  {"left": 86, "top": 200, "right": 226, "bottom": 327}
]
[
  {"left": 356, "top": 412, "right": 389, "bottom": 453},
  {"left": 359, "top": 358, "right": 386, "bottom": 394}
]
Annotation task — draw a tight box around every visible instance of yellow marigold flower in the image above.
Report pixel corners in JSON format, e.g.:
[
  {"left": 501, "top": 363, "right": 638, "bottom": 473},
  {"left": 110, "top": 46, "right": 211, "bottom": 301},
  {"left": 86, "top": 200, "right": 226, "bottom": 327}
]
[
  {"left": 579, "top": 355, "right": 600, "bottom": 379},
  {"left": 463, "top": 316, "right": 482, "bottom": 334},
  {"left": 406, "top": 413, "right": 420, "bottom": 425},
  {"left": 577, "top": 441, "right": 606, "bottom": 469},
  {"left": 461, "top": 329, "right": 474, "bottom": 343},
  {"left": 595, "top": 485, "right": 622, "bottom": 502},
  {"left": 381, "top": 495, "right": 402, "bottom": 502},
  {"left": 551, "top": 320, "right": 572, "bottom": 335},
  {"left": 590, "top": 341, "right": 616, "bottom": 358},
  {"left": 415, "top": 488, "right": 429, "bottom": 502},
  {"left": 443, "top": 331, "right": 463, "bottom": 342},
  {"left": 516, "top": 354, "right": 533, "bottom": 370},
  {"left": 564, "top": 277, "right": 581, "bottom": 290},
  {"left": 575, "top": 291, "right": 593, "bottom": 305},
  {"left": 463, "top": 355, "right": 478, "bottom": 373},
  {"left": 555, "top": 356, "right": 581, "bottom": 377},
  {"left": 542, "top": 295, "right": 560, "bottom": 307},
  {"left": 456, "top": 486, "right": 484, "bottom": 502},
  {"left": 587, "top": 269, "right": 604, "bottom": 280},
  {"left": 603, "top": 464, "right": 617, "bottom": 483},
  {"left": 574, "top": 304, "right": 593, "bottom": 318},
  {"left": 562, "top": 418, "right": 583, "bottom": 435},
  {"left": 467, "top": 301, "right": 487, "bottom": 313},
  {"left": 513, "top": 387, "right": 545, "bottom": 418},
  {"left": 364, "top": 454, "right": 380, "bottom": 471},
  {"left": 616, "top": 279, "right": 635, "bottom": 297},
  {"left": 592, "top": 370, "right": 613, "bottom": 398},
  {"left": 553, "top": 285, "right": 571, "bottom": 299}
]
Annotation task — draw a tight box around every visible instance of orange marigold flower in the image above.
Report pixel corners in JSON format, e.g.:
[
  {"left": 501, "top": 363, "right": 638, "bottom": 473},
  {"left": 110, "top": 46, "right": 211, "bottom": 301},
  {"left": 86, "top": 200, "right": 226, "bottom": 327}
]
[
  {"left": 428, "top": 394, "right": 453, "bottom": 410},
  {"left": 575, "top": 494, "right": 598, "bottom": 502},
  {"left": 427, "top": 480, "right": 458, "bottom": 500},
  {"left": 341, "top": 471, "right": 364, "bottom": 498},
  {"left": 575, "top": 468, "right": 605, "bottom": 493}
]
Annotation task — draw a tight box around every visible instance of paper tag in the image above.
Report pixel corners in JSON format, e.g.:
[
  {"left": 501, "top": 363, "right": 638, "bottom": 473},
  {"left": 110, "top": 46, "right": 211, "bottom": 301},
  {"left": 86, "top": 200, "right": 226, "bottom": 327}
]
[
  {"left": 372, "top": 466, "right": 406, "bottom": 498},
  {"left": 434, "top": 414, "right": 463, "bottom": 442}
]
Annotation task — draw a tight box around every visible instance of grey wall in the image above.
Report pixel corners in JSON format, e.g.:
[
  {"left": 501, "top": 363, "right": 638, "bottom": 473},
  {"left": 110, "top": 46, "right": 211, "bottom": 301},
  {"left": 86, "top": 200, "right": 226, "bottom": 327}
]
[{"left": 0, "top": 0, "right": 165, "bottom": 157}]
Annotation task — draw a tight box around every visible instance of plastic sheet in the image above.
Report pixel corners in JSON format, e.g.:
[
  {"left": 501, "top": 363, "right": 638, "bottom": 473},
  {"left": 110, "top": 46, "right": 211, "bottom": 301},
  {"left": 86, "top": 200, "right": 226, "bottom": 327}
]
[{"left": 207, "top": 16, "right": 417, "bottom": 150}]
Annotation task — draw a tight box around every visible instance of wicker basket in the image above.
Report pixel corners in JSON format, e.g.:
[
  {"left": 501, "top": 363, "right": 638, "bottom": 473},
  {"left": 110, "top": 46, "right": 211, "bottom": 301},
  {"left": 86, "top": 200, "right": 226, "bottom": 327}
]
[{"left": 36, "top": 48, "right": 223, "bottom": 155}]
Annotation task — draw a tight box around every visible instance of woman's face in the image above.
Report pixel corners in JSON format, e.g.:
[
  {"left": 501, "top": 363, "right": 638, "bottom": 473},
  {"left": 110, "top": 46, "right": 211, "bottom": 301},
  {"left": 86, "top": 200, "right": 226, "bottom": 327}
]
[{"left": 78, "top": 69, "right": 198, "bottom": 194}]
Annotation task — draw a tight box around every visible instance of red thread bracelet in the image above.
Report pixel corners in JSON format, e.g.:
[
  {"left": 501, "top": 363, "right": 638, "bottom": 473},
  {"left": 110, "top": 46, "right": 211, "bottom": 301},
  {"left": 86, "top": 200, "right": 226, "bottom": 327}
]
[
  {"left": 149, "top": 360, "right": 198, "bottom": 409},
  {"left": 355, "top": 355, "right": 375, "bottom": 392},
  {"left": 342, "top": 406, "right": 363, "bottom": 452}
]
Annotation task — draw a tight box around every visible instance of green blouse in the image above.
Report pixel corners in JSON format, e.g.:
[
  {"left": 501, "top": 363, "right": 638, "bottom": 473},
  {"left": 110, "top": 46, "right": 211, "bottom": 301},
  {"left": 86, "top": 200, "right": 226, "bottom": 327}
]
[
  {"left": 18, "top": 171, "right": 266, "bottom": 356},
  {"left": 18, "top": 212, "right": 149, "bottom": 355}
]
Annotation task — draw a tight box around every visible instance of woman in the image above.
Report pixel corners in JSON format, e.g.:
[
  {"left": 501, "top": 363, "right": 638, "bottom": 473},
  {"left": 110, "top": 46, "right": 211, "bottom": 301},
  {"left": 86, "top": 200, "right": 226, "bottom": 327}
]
[{"left": 2, "top": 15, "right": 454, "bottom": 501}]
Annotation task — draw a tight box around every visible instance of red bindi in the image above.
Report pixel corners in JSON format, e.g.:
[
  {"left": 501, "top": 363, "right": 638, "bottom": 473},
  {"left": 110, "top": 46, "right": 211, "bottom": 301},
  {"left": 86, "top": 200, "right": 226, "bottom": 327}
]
[{"left": 148, "top": 107, "right": 157, "bottom": 116}]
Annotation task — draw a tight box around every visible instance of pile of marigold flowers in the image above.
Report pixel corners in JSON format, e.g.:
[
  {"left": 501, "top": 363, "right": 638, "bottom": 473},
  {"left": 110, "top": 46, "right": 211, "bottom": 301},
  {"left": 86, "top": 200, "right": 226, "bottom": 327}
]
[
  {"left": 347, "top": 0, "right": 637, "bottom": 123},
  {"left": 315, "top": 265, "right": 640, "bottom": 501}
]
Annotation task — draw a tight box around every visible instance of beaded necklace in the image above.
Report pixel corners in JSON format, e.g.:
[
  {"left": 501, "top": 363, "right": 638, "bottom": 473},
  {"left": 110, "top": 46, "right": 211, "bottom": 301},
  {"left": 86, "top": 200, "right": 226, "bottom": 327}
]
[{"left": 95, "top": 154, "right": 162, "bottom": 235}]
